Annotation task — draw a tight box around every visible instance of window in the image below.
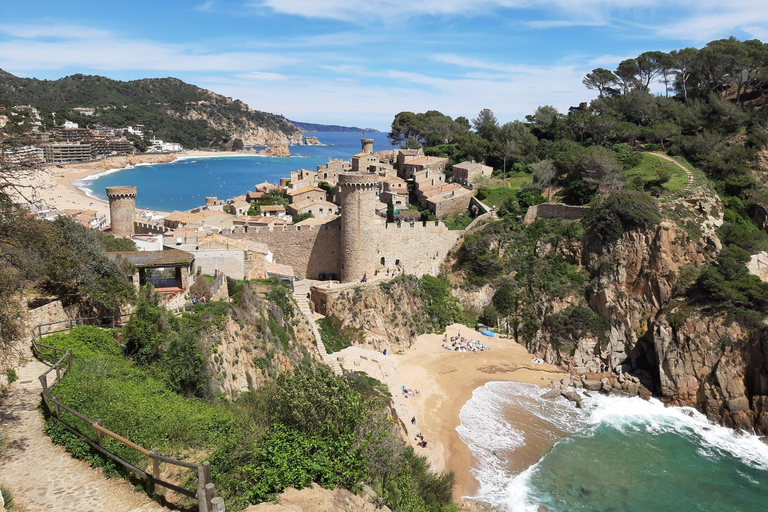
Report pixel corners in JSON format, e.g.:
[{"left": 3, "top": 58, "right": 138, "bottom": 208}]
[
  {"left": 395, "top": 259, "right": 400, "bottom": 266},
  {"left": 381, "top": 257, "right": 385, "bottom": 265}
]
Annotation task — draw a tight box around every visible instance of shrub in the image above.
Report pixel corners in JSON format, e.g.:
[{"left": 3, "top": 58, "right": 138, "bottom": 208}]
[{"left": 584, "top": 189, "right": 661, "bottom": 244}]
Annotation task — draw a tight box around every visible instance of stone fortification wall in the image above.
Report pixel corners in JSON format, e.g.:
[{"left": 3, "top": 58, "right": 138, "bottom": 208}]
[
  {"left": 106, "top": 186, "right": 137, "bottom": 237},
  {"left": 234, "top": 223, "right": 342, "bottom": 279},
  {"left": 134, "top": 220, "right": 170, "bottom": 235},
  {"left": 523, "top": 203, "right": 589, "bottom": 224},
  {"left": 352, "top": 219, "right": 462, "bottom": 281},
  {"left": 26, "top": 300, "right": 73, "bottom": 335}
]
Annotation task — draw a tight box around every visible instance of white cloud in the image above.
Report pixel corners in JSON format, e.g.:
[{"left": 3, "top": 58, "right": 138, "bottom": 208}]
[
  {"left": 653, "top": 7, "right": 768, "bottom": 42},
  {"left": 0, "top": 25, "right": 291, "bottom": 73},
  {"left": 247, "top": 0, "right": 664, "bottom": 23},
  {"left": 194, "top": 1, "right": 216, "bottom": 11},
  {"left": 0, "top": 23, "right": 111, "bottom": 40},
  {"left": 236, "top": 71, "right": 289, "bottom": 81}
]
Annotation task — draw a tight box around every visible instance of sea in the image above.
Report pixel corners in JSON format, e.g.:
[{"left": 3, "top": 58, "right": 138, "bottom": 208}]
[
  {"left": 457, "top": 381, "right": 768, "bottom": 512},
  {"left": 77, "top": 131, "right": 392, "bottom": 211}
]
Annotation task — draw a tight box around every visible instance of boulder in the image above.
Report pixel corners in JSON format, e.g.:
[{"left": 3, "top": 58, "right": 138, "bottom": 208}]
[
  {"left": 542, "top": 389, "right": 563, "bottom": 400},
  {"left": 562, "top": 391, "right": 582, "bottom": 408},
  {"left": 583, "top": 380, "right": 602, "bottom": 391}
]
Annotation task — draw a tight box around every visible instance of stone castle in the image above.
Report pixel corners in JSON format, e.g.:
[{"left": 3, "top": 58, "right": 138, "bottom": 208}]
[{"left": 236, "top": 170, "right": 462, "bottom": 282}]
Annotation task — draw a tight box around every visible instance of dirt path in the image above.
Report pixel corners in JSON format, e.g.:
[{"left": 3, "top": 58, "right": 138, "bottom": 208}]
[
  {"left": 0, "top": 358, "right": 168, "bottom": 512},
  {"left": 647, "top": 151, "right": 695, "bottom": 191}
]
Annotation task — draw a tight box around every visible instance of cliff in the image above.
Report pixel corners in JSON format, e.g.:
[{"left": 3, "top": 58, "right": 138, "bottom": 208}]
[{"left": 203, "top": 284, "right": 319, "bottom": 396}]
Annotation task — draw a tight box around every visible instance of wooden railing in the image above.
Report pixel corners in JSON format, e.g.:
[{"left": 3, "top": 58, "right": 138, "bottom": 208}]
[
  {"left": 34, "top": 313, "right": 132, "bottom": 338},
  {"left": 32, "top": 335, "right": 225, "bottom": 512}
]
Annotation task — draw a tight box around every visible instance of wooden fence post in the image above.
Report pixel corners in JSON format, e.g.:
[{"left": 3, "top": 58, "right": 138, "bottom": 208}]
[
  {"left": 202, "top": 461, "right": 211, "bottom": 486},
  {"left": 151, "top": 449, "right": 160, "bottom": 481},
  {"left": 197, "top": 487, "right": 209, "bottom": 512},
  {"left": 67, "top": 350, "right": 73, "bottom": 372},
  {"left": 53, "top": 395, "right": 60, "bottom": 418},
  {"left": 210, "top": 497, "right": 225, "bottom": 512},
  {"left": 95, "top": 420, "right": 103, "bottom": 446},
  {"left": 55, "top": 364, "right": 61, "bottom": 384},
  {"left": 205, "top": 483, "right": 215, "bottom": 511}
]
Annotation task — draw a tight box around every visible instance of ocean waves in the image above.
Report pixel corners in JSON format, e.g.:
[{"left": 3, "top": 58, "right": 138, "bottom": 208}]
[{"left": 457, "top": 381, "right": 768, "bottom": 512}]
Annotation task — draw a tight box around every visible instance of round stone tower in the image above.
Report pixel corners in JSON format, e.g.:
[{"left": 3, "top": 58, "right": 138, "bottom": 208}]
[
  {"left": 361, "top": 138, "right": 374, "bottom": 155},
  {"left": 338, "top": 172, "right": 379, "bottom": 282},
  {"left": 106, "top": 186, "right": 137, "bottom": 237}
]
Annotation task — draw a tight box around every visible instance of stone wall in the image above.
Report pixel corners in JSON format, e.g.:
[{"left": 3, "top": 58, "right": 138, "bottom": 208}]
[
  {"left": 430, "top": 193, "right": 472, "bottom": 217},
  {"left": 27, "top": 300, "right": 73, "bottom": 335},
  {"left": 523, "top": 203, "right": 589, "bottom": 224},
  {"left": 193, "top": 249, "right": 246, "bottom": 279},
  {"left": 234, "top": 223, "right": 342, "bottom": 279},
  {"left": 363, "top": 219, "right": 462, "bottom": 281}
]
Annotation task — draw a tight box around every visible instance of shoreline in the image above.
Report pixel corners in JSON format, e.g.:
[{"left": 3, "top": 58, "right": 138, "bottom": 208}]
[
  {"left": 334, "top": 323, "right": 568, "bottom": 503},
  {"left": 17, "top": 151, "right": 252, "bottom": 219}
]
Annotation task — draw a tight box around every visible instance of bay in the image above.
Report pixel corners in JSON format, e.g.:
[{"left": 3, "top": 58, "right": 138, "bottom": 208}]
[{"left": 81, "top": 132, "right": 391, "bottom": 212}]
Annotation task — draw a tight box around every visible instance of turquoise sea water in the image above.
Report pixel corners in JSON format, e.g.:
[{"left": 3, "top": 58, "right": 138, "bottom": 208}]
[
  {"left": 78, "top": 132, "right": 391, "bottom": 211},
  {"left": 457, "top": 382, "right": 768, "bottom": 512}
]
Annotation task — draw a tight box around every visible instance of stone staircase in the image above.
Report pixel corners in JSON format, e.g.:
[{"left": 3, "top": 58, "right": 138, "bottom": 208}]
[{"left": 293, "top": 281, "right": 342, "bottom": 375}]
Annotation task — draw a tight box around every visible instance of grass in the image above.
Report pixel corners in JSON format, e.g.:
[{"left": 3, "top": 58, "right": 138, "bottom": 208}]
[
  {"left": 316, "top": 317, "right": 353, "bottom": 353},
  {"left": 623, "top": 153, "right": 689, "bottom": 196},
  {"left": 476, "top": 172, "right": 534, "bottom": 207},
  {"left": 442, "top": 213, "right": 474, "bottom": 230}
]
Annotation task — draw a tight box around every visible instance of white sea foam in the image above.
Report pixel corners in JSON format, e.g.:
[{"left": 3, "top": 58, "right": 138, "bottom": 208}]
[{"left": 457, "top": 381, "right": 768, "bottom": 511}]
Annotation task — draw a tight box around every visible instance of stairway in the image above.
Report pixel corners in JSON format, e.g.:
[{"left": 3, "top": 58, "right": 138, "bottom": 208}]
[{"left": 293, "top": 281, "right": 342, "bottom": 375}]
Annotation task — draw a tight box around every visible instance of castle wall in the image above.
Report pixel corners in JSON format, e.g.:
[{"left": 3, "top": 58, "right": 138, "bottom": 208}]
[
  {"left": 234, "top": 224, "right": 342, "bottom": 279},
  {"left": 353, "top": 219, "right": 461, "bottom": 280},
  {"left": 523, "top": 203, "right": 589, "bottom": 224}
]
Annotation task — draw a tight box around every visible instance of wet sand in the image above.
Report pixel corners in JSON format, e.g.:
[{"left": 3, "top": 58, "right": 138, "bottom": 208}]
[{"left": 333, "top": 323, "right": 568, "bottom": 501}]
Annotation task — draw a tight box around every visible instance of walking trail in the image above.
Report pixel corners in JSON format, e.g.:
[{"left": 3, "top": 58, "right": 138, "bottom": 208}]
[
  {"left": 0, "top": 357, "right": 168, "bottom": 512},
  {"left": 647, "top": 151, "right": 695, "bottom": 192}
]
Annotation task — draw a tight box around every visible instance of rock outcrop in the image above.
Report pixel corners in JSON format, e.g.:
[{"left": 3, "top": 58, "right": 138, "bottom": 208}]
[
  {"left": 259, "top": 143, "right": 291, "bottom": 157},
  {"left": 243, "top": 484, "right": 389, "bottom": 512}
]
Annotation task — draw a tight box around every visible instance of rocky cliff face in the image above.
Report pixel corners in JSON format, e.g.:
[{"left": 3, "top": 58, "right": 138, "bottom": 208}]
[
  {"left": 524, "top": 190, "right": 768, "bottom": 434},
  {"left": 313, "top": 279, "right": 434, "bottom": 351},
  {"left": 203, "top": 293, "right": 319, "bottom": 396},
  {"left": 177, "top": 108, "right": 302, "bottom": 147}
]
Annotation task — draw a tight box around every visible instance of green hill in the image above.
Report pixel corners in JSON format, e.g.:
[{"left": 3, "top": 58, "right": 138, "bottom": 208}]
[{"left": 0, "top": 70, "right": 302, "bottom": 149}]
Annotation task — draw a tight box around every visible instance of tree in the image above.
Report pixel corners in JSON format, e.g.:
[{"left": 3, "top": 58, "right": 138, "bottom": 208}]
[
  {"left": 472, "top": 108, "right": 499, "bottom": 142},
  {"left": 670, "top": 47, "right": 699, "bottom": 100},
  {"left": 636, "top": 51, "right": 666, "bottom": 90},
  {"left": 533, "top": 160, "right": 557, "bottom": 202},
  {"left": 386, "top": 197, "right": 395, "bottom": 223},
  {"left": 526, "top": 105, "right": 563, "bottom": 140},
  {"left": 388, "top": 111, "right": 425, "bottom": 146},
  {"left": 583, "top": 68, "right": 619, "bottom": 97},
  {"left": 615, "top": 59, "right": 640, "bottom": 93},
  {"left": 232, "top": 138, "right": 244, "bottom": 151}
]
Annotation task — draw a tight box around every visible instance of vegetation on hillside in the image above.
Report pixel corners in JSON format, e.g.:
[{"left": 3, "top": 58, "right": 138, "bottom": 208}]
[
  {"left": 0, "top": 70, "right": 299, "bottom": 149},
  {"left": 392, "top": 36, "right": 768, "bottom": 332},
  {"left": 42, "top": 296, "right": 457, "bottom": 512}
]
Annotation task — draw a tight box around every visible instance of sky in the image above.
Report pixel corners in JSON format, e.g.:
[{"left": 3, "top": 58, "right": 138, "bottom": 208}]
[{"left": 1, "top": 0, "right": 767, "bottom": 131}]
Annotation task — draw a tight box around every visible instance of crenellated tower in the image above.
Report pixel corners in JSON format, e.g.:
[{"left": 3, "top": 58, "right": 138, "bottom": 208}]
[
  {"left": 337, "top": 172, "right": 379, "bottom": 282},
  {"left": 361, "top": 138, "right": 374, "bottom": 154},
  {"left": 106, "top": 186, "right": 137, "bottom": 237}
]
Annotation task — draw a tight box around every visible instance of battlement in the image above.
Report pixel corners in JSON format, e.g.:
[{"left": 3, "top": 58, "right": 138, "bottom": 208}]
[
  {"left": 337, "top": 172, "right": 380, "bottom": 188},
  {"left": 106, "top": 186, "right": 137, "bottom": 198},
  {"left": 232, "top": 222, "right": 341, "bottom": 234}
]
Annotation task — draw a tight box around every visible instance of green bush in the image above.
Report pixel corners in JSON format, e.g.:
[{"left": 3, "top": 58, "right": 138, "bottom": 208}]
[
  {"left": 544, "top": 306, "right": 609, "bottom": 355},
  {"left": 584, "top": 190, "right": 661, "bottom": 244},
  {"left": 42, "top": 325, "right": 121, "bottom": 359}
]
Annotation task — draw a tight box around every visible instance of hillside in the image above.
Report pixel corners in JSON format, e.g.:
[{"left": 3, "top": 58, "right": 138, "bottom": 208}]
[
  {"left": 0, "top": 70, "right": 303, "bottom": 149},
  {"left": 290, "top": 120, "right": 380, "bottom": 133}
]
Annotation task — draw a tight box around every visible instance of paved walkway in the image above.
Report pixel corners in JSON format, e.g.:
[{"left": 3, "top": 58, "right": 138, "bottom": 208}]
[
  {"left": 293, "top": 280, "right": 342, "bottom": 375},
  {"left": 0, "top": 358, "right": 168, "bottom": 512}
]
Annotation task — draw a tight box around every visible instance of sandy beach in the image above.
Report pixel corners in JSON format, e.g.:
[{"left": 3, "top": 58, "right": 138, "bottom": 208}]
[
  {"left": 13, "top": 151, "right": 247, "bottom": 218},
  {"left": 333, "top": 323, "right": 568, "bottom": 502}
]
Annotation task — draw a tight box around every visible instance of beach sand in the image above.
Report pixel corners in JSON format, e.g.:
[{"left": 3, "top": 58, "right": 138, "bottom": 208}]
[
  {"left": 333, "top": 323, "right": 567, "bottom": 502},
  {"left": 12, "top": 151, "right": 247, "bottom": 218}
]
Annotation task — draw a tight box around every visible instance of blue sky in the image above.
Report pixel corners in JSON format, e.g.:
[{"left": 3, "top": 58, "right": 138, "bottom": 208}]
[{"left": 1, "top": 0, "right": 767, "bottom": 130}]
